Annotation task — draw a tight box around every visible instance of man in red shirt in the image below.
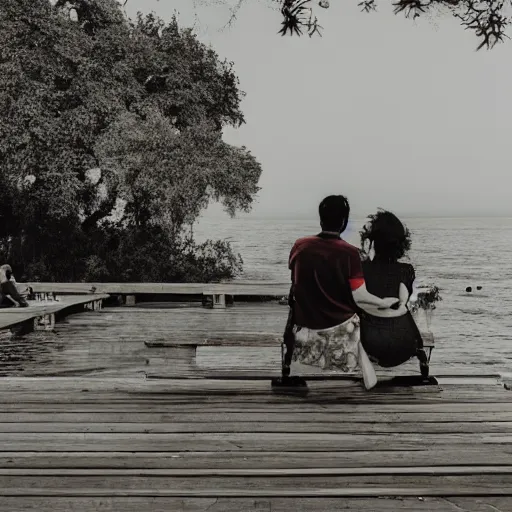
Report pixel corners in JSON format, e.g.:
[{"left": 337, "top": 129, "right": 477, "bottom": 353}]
[{"left": 282, "top": 195, "right": 399, "bottom": 380}]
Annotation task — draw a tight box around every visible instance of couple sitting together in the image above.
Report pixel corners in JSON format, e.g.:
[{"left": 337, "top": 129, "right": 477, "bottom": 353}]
[{"left": 284, "top": 195, "right": 428, "bottom": 390}]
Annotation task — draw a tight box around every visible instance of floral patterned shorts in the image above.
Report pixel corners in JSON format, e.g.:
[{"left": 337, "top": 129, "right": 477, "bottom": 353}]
[{"left": 292, "top": 314, "right": 362, "bottom": 372}]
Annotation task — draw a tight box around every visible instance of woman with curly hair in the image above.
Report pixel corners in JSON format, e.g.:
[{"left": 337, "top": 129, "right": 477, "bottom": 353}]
[{"left": 358, "top": 209, "right": 429, "bottom": 377}]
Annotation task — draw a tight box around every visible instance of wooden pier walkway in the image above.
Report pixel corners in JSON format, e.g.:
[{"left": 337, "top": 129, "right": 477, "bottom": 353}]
[
  {"left": 0, "top": 301, "right": 510, "bottom": 509},
  {"left": 0, "top": 376, "right": 510, "bottom": 510},
  {"left": 0, "top": 294, "right": 109, "bottom": 330}
]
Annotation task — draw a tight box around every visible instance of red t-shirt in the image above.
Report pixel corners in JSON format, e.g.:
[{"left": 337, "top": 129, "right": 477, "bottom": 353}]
[{"left": 289, "top": 233, "right": 365, "bottom": 330}]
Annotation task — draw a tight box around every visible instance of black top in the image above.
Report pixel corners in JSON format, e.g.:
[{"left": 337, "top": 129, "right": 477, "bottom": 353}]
[
  {"left": 359, "top": 260, "right": 421, "bottom": 368},
  {"left": 362, "top": 260, "right": 415, "bottom": 299}
]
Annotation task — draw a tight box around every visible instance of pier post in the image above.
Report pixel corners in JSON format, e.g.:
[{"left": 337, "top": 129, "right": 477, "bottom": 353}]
[
  {"left": 203, "top": 291, "right": 227, "bottom": 309},
  {"left": 212, "top": 293, "right": 226, "bottom": 309},
  {"left": 33, "top": 313, "right": 55, "bottom": 331},
  {"left": 125, "top": 295, "right": 136, "bottom": 306}
]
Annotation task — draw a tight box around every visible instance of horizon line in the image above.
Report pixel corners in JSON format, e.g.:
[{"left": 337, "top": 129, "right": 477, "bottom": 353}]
[{"left": 200, "top": 213, "right": 512, "bottom": 220}]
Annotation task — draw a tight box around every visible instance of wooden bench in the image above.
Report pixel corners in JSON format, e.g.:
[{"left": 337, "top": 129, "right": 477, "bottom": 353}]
[
  {"left": 0, "top": 293, "right": 109, "bottom": 331},
  {"left": 143, "top": 330, "right": 435, "bottom": 379}
]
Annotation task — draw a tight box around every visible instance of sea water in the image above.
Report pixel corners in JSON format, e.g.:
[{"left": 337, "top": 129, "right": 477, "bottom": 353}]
[{"left": 195, "top": 216, "right": 512, "bottom": 375}]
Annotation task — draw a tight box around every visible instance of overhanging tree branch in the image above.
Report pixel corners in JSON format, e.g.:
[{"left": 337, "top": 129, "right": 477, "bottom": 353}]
[{"left": 211, "top": 0, "right": 512, "bottom": 49}]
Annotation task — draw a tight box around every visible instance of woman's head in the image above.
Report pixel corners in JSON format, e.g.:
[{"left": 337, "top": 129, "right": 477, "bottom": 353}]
[
  {"left": 319, "top": 195, "right": 350, "bottom": 234},
  {"left": 360, "top": 209, "right": 411, "bottom": 262}
]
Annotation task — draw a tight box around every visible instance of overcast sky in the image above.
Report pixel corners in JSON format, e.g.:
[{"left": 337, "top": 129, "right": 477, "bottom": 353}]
[{"left": 127, "top": 0, "right": 511, "bottom": 219}]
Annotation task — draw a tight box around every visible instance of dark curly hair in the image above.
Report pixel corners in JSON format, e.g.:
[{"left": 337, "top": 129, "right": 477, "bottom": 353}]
[{"left": 360, "top": 209, "right": 411, "bottom": 262}]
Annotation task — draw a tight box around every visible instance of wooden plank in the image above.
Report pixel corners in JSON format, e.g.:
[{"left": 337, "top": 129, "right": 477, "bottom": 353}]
[
  {"left": 0, "top": 496, "right": 481, "bottom": 512},
  {"left": 146, "top": 335, "right": 282, "bottom": 347},
  {"left": 2, "top": 421, "right": 512, "bottom": 434},
  {"left": 0, "top": 480, "right": 511, "bottom": 496},
  {"left": 1, "top": 474, "right": 512, "bottom": 491},
  {"left": 0, "top": 376, "right": 498, "bottom": 394},
  {"left": 203, "top": 286, "right": 289, "bottom": 296},
  {"left": 1, "top": 496, "right": 511, "bottom": 512},
  {"left": 4, "top": 392, "right": 512, "bottom": 406},
  {"left": 0, "top": 378, "right": 500, "bottom": 394},
  {"left": 1, "top": 411, "right": 512, "bottom": 423},
  {"left": 1, "top": 385, "right": 510, "bottom": 404},
  {"left": 3, "top": 449, "right": 512, "bottom": 469},
  {"left": 2, "top": 466, "right": 512, "bottom": 476},
  {"left": 0, "top": 496, "right": 510, "bottom": 512},
  {"left": 0, "top": 377, "right": 358, "bottom": 392},
  {"left": 1, "top": 401, "right": 511, "bottom": 412},
  {"left": 25, "top": 282, "right": 290, "bottom": 296},
  {"left": 148, "top": 331, "right": 434, "bottom": 347},
  {"left": 0, "top": 433, "right": 511, "bottom": 452},
  {"left": 0, "top": 373, "right": 508, "bottom": 405}
]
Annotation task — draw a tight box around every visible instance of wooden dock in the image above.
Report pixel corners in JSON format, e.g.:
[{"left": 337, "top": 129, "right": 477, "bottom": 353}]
[
  {"left": 0, "top": 376, "right": 510, "bottom": 510},
  {"left": 23, "top": 281, "right": 290, "bottom": 309},
  {"left": 0, "top": 303, "right": 439, "bottom": 378},
  {"left": 0, "top": 294, "right": 109, "bottom": 330},
  {"left": 0, "top": 300, "right": 511, "bottom": 509}
]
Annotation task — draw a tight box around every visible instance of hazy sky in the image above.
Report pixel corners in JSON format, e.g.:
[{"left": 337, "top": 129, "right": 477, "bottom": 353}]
[{"left": 127, "top": 0, "right": 511, "bottom": 219}]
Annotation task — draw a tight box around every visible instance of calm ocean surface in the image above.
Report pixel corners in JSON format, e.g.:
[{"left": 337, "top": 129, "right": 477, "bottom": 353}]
[{"left": 196, "top": 216, "right": 512, "bottom": 375}]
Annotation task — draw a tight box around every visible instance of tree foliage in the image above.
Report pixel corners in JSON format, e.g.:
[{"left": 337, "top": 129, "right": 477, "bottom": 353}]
[
  {"left": 224, "top": 0, "right": 508, "bottom": 50},
  {"left": 0, "top": 0, "right": 262, "bottom": 282}
]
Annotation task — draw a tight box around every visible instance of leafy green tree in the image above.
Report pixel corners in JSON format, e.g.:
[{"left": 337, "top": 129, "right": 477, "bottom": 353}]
[
  {"left": 95, "top": 111, "right": 261, "bottom": 236},
  {"left": 0, "top": 0, "right": 262, "bottom": 282}
]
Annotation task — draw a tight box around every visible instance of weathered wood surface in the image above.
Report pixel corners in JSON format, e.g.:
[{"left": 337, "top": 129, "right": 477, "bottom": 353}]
[
  {"left": 0, "top": 298, "right": 510, "bottom": 508},
  {"left": 0, "top": 294, "right": 109, "bottom": 330},
  {"left": 0, "top": 304, "right": 496, "bottom": 379},
  {"left": 0, "top": 497, "right": 509, "bottom": 512},
  {"left": 0, "top": 377, "right": 510, "bottom": 509},
  {"left": 146, "top": 330, "right": 435, "bottom": 348},
  {"left": 24, "top": 281, "right": 290, "bottom": 296}
]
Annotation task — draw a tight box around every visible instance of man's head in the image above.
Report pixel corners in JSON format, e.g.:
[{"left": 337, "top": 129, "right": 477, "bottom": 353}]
[{"left": 319, "top": 195, "right": 350, "bottom": 234}]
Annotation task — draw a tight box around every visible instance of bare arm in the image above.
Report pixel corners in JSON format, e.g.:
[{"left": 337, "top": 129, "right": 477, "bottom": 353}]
[
  {"left": 360, "top": 281, "right": 409, "bottom": 318},
  {"left": 352, "top": 282, "right": 398, "bottom": 309},
  {"left": 399, "top": 282, "right": 409, "bottom": 305}
]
